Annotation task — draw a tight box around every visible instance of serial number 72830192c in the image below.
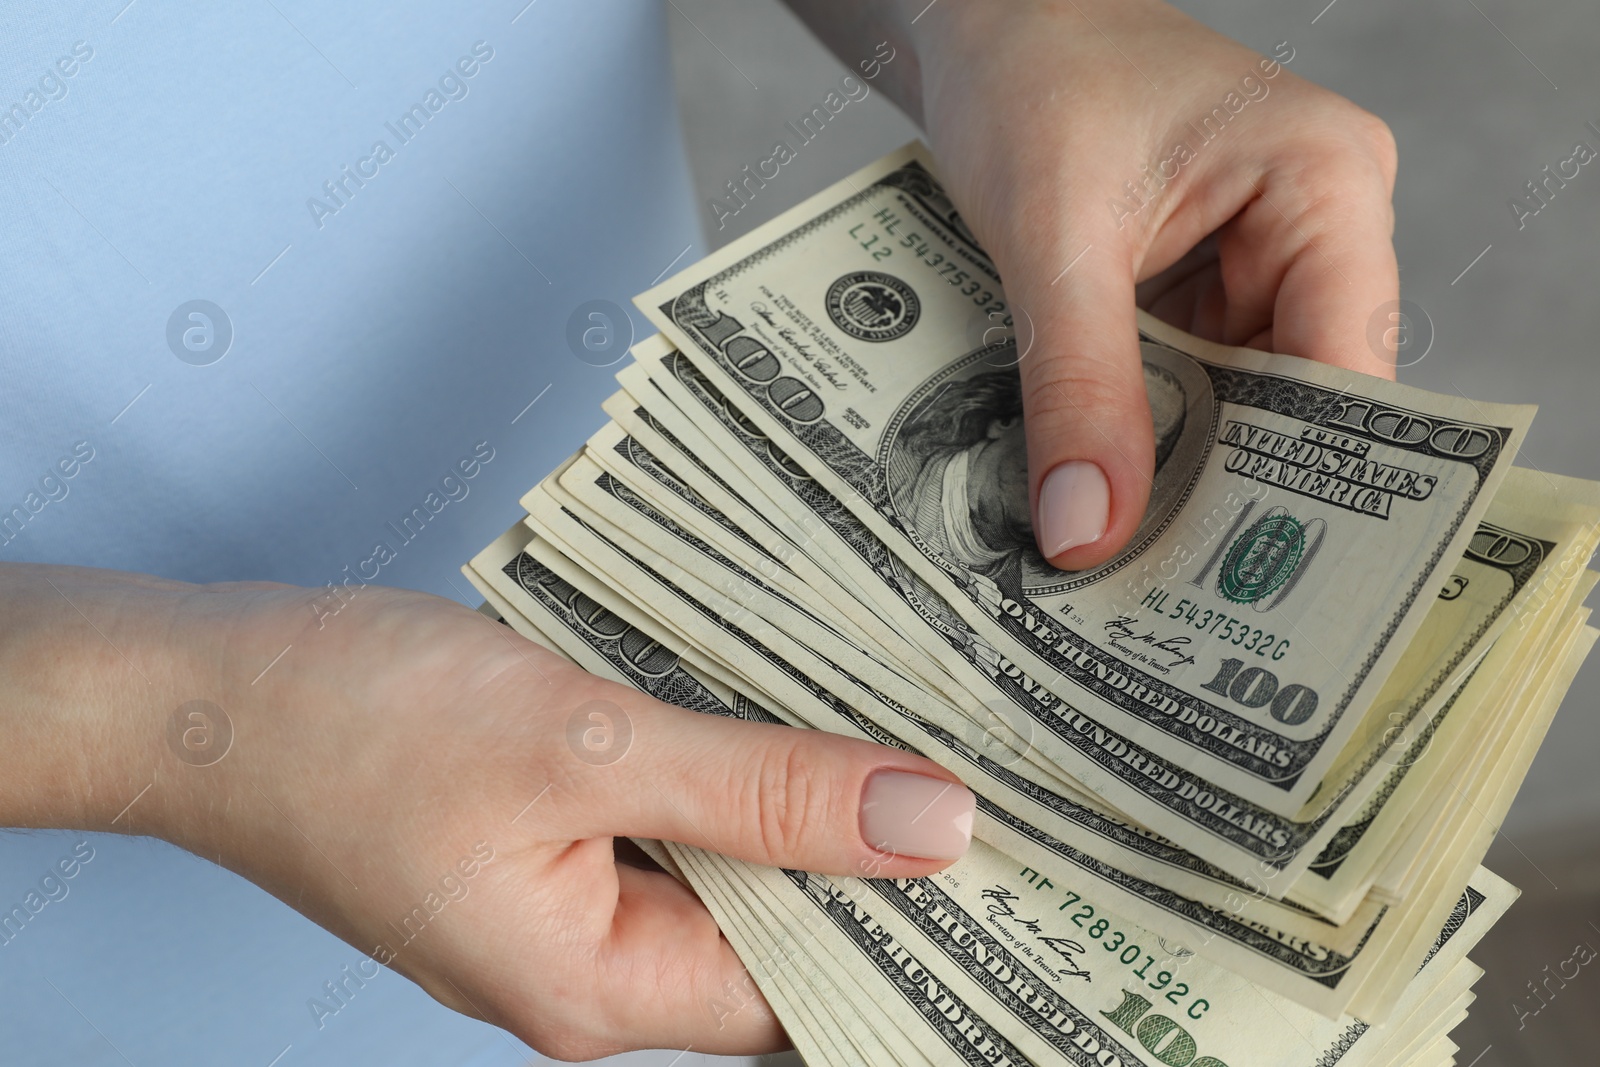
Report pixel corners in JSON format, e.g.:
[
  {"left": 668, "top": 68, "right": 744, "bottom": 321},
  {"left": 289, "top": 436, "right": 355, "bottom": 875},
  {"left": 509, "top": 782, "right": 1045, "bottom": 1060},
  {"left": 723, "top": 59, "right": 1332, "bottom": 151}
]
[{"left": 994, "top": 872, "right": 1216, "bottom": 1022}]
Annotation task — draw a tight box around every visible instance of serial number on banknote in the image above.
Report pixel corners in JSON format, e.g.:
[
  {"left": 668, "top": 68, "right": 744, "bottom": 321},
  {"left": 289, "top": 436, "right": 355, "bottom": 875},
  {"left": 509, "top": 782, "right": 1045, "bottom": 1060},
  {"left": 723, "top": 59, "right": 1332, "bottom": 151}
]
[
  {"left": 1114, "top": 595, "right": 1295, "bottom": 661},
  {"left": 982, "top": 876, "right": 1214, "bottom": 1020},
  {"left": 848, "top": 208, "right": 1009, "bottom": 319}
]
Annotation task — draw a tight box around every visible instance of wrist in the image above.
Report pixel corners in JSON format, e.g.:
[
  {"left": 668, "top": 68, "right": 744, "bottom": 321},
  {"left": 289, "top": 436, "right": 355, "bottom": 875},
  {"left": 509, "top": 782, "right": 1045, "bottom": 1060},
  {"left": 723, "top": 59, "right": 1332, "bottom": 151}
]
[
  {"left": 0, "top": 564, "right": 226, "bottom": 839},
  {"left": 887, "top": 0, "right": 1177, "bottom": 118}
]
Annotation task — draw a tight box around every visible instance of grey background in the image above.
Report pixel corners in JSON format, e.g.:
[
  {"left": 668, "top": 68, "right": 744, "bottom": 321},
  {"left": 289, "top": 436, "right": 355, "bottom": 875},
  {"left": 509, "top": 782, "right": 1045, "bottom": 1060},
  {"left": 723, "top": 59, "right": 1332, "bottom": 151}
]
[{"left": 666, "top": 0, "right": 1600, "bottom": 1063}]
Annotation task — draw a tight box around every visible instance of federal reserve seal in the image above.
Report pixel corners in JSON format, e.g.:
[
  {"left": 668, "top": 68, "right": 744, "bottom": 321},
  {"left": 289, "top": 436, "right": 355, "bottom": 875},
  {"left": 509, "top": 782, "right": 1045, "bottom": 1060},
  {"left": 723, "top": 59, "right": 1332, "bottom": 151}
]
[
  {"left": 825, "top": 271, "right": 920, "bottom": 342},
  {"left": 1218, "top": 512, "right": 1310, "bottom": 605}
]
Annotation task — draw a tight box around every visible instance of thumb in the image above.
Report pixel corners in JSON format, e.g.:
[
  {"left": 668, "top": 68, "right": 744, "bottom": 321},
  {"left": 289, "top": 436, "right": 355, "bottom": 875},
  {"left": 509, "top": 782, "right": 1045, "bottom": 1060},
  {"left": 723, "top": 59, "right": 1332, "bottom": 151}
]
[
  {"left": 1007, "top": 230, "right": 1152, "bottom": 570},
  {"left": 561, "top": 686, "right": 977, "bottom": 878}
]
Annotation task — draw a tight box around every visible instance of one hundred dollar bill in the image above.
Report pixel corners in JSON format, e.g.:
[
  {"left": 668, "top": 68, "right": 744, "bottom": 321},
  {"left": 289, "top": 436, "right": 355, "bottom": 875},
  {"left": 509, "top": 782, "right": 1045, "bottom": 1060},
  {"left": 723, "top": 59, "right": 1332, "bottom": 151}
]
[
  {"left": 466, "top": 519, "right": 1526, "bottom": 1033},
  {"left": 672, "top": 832, "right": 1513, "bottom": 1052},
  {"left": 557, "top": 415, "right": 1594, "bottom": 952},
  {"left": 637, "top": 143, "right": 1534, "bottom": 819},
  {"left": 471, "top": 519, "right": 1508, "bottom": 1014},
  {"left": 552, "top": 437, "right": 1391, "bottom": 943},
  {"left": 612, "top": 338, "right": 1581, "bottom": 898}
]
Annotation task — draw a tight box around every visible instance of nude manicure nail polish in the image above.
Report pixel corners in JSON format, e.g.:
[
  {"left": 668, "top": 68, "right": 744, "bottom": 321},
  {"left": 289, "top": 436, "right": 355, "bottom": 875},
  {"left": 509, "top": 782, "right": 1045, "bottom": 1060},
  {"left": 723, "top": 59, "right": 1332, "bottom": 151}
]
[
  {"left": 1038, "top": 460, "right": 1109, "bottom": 558},
  {"left": 859, "top": 770, "right": 975, "bottom": 861}
]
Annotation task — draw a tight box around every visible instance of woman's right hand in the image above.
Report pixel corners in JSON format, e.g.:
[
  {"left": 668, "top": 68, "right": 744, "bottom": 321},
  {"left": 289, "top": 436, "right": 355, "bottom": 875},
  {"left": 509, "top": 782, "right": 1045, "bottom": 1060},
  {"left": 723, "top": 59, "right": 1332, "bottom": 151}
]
[
  {"left": 0, "top": 564, "right": 975, "bottom": 1058},
  {"left": 892, "top": 0, "right": 1400, "bottom": 568}
]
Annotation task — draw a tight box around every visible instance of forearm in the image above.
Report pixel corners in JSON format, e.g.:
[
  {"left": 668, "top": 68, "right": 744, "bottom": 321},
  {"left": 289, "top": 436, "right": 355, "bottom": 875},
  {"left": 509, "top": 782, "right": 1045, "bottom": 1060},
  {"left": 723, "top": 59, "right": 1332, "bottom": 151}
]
[{"left": 0, "top": 564, "right": 219, "bottom": 835}]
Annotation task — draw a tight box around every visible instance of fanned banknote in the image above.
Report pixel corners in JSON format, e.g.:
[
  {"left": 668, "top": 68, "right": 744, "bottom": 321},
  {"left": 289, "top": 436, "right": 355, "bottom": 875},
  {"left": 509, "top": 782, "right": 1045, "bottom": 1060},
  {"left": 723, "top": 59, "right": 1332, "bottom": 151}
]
[
  {"left": 638, "top": 143, "right": 1535, "bottom": 820},
  {"left": 458, "top": 142, "right": 1600, "bottom": 1060},
  {"left": 598, "top": 342, "right": 1596, "bottom": 898}
]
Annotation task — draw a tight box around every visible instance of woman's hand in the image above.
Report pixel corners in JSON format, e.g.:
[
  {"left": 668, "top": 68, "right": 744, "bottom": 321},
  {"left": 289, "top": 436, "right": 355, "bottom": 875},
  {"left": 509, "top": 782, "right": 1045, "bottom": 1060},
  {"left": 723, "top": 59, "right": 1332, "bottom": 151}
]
[
  {"left": 0, "top": 565, "right": 974, "bottom": 1058},
  {"left": 790, "top": 0, "right": 1400, "bottom": 567},
  {"left": 915, "top": 0, "right": 1400, "bottom": 567}
]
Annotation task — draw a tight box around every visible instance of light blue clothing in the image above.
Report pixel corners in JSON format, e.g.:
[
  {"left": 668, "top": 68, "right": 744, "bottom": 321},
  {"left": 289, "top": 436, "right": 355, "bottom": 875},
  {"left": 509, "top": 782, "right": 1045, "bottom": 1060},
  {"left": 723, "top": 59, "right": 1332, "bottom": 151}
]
[
  {"left": 0, "top": 3, "right": 716, "bottom": 1064},
  {"left": 0, "top": 0, "right": 700, "bottom": 593}
]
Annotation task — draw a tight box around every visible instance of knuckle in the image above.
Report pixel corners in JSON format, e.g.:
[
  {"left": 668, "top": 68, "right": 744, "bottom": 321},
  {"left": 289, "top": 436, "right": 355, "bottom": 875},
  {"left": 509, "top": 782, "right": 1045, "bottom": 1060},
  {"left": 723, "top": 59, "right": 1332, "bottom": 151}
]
[
  {"left": 1021, "top": 368, "right": 1145, "bottom": 431},
  {"left": 1350, "top": 109, "right": 1398, "bottom": 181},
  {"left": 1273, "top": 98, "right": 1397, "bottom": 199},
  {"left": 1302, "top": 101, "right": 1396, "bottom": 184},
  {"left": 752, "top": 740, "right": 832, "bottom": 862}
]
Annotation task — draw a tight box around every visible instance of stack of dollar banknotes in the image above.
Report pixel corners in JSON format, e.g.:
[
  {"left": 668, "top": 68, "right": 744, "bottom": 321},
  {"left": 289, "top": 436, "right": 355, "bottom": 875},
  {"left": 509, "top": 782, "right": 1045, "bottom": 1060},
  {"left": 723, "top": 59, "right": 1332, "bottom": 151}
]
[{"left": 463, "top": 145, "right": 1600, "bottom": 1067}]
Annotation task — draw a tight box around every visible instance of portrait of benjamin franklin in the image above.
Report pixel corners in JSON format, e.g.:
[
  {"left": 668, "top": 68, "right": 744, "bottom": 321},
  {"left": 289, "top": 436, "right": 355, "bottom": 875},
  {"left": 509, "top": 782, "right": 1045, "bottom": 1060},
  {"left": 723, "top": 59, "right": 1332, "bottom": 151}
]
[{"left": 886, "top": 345, "right": 1190, "bottom": 598}]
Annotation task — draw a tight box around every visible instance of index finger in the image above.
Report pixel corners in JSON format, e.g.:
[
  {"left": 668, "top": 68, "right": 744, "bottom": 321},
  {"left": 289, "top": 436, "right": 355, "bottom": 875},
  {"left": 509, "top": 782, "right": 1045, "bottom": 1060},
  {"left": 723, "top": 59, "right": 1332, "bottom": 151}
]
[{"left": 1218, "top": 132, "right": 1401, "bottom": 378}]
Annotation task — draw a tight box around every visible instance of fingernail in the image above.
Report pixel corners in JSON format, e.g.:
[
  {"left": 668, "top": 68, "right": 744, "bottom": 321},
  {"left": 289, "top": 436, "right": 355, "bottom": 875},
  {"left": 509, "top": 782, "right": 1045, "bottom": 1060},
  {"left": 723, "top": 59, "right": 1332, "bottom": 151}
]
[
  {"left": 1038, "top": 461, "right": 1109, "bottom": 558},
  {"left": 859, "top": 770, "right": 975, "bottom": 861}
]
